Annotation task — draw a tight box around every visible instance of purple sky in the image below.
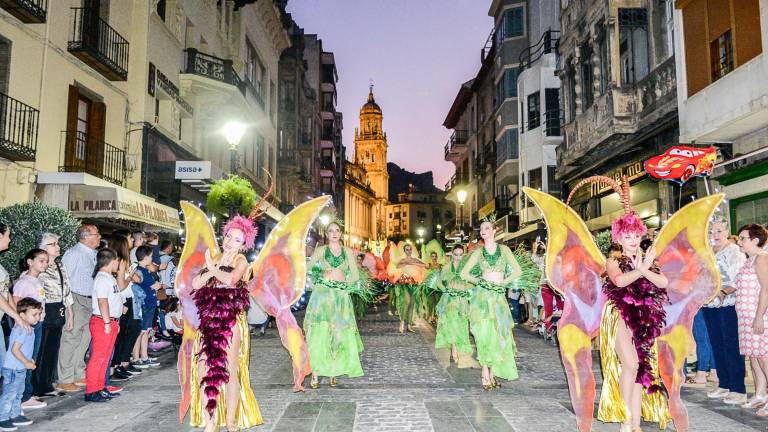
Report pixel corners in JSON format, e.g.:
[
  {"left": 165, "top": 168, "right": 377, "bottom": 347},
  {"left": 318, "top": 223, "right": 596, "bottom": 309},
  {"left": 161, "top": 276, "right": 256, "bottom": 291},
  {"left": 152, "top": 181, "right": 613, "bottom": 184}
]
[{"left": 286, "top": 0, "right": 493, "bottom": 190}]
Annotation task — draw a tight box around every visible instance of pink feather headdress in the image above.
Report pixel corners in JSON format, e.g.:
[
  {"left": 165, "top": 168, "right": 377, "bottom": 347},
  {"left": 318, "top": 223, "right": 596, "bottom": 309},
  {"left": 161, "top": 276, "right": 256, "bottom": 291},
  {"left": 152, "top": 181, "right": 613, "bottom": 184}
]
[
  {"left": 223, "top": 216, "right": 257, "bottom": 250},
  {"left": 566, "top": 175, "right": 647, "bottom": 242}
]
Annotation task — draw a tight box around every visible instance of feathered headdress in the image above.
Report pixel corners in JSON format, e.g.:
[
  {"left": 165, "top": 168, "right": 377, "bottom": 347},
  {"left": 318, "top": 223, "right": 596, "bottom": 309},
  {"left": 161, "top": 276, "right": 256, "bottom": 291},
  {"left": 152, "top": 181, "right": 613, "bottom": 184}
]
[
  {"left": 222, "top": 170, "right": 274, "bottom": 250},
  {"left": 566, "top": 175, "right": 646, "bottom": 242}
]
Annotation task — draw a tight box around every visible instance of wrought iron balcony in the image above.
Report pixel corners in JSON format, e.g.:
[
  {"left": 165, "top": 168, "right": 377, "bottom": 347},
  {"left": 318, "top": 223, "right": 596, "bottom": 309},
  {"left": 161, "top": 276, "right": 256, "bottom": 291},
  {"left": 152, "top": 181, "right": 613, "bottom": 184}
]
[
  {"left": 444, "top": 129, "right": 469, "bottom": 160},
  {"left": 0, "top": 0, "right": 47, "bottom": 23},
  {"left": 519, "top": 30, "right": 560, "bottom": 71},
  {"left": 67, "top": 7, "right": 129, "bottom": 81},
  {"left": 60, "top": 131, "right": 126, "bottom": 186},
  {"left": 183, "top": 49, "right": 251, "bottom": 100},
  {"left": 0, "top": 92, "right": 38, "bottom": 161}
]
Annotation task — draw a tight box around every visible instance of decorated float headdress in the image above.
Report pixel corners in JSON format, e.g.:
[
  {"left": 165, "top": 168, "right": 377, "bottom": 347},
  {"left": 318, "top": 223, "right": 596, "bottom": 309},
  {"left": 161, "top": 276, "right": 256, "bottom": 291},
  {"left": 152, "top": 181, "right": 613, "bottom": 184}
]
[
  {"left": 566, "top": 175, "right": 646, "bottom": 242},
  {"left": 221, "top": 171, "right": 274, "bottom": 250}
]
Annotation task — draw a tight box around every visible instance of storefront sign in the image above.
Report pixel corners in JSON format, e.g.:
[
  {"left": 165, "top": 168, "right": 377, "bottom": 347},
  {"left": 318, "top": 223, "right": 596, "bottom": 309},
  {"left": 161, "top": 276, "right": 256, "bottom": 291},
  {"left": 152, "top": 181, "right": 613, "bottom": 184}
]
[
  {"left": 174, "top": 161, "right": 212, "bottom": 180},
  {"left": 68, "top": 185, "right": 181, "bottom": 231},
  {"left": 589, "top": 161, "right": 646, "bottom": 197},
  {"left": 153, "top": 65, "right": 193, "bottom": 116}
]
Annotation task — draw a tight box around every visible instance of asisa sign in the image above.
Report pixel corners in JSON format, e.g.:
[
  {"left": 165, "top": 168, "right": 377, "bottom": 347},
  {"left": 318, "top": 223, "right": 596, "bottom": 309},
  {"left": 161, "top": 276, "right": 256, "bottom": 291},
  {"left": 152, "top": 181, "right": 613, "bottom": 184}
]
[{"left": 644, "top": 146, "right": 717, "bottom": 184}]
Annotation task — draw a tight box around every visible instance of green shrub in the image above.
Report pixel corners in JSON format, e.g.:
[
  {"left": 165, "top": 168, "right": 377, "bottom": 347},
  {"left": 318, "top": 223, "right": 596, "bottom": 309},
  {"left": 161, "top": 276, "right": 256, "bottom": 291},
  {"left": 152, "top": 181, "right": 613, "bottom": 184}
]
[
  {"left": 0, "top": 201, "right": 80, "bottom": 278},
  {"left": 206, "top": 175, "right": 257, "bottom": 217},
  {"left": 595, "top": 230, "right": 613, "bottom": 256}
]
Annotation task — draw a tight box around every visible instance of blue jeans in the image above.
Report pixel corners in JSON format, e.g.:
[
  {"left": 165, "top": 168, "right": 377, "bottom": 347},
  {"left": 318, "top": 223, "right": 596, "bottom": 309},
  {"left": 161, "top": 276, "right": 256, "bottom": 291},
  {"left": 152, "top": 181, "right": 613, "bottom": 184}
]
[
  {"left": 703, "top": 306, "right": 746, "bottom": 393},
  {"left": 22, "top": 322, "right": 42, "bottom": 401},
  {"left": 693, "top": 310, "right": 715, "bottom": 371},
  {"left": 0, "top": 325, "right": 6, "bottom": 369},
  {"left": 0, "top": 368, "right": 26, "bottom": 421}
]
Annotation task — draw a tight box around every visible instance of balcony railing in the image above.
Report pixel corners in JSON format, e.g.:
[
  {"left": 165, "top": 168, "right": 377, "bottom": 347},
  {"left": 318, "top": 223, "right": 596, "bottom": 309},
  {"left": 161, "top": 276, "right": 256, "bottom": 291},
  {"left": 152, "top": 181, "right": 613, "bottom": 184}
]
[
  {"left": 444, "top": 129, "right": 469, "bottom": 159},
  {"left": 524, "top": 108, "right": 564, "bottom": 136},
  {"left": 60, "top": 131, "right": 126, "bottom": 186},
  {"left": 519, "top": 30, "right": 560, "bottom": 71},
  {"left": 0, "top": 92, "right": 38, "bottom": 161},
  {"left": 0, "top": 0, "right": 47, "bottom": 23},
  {"left": 184, "top": 49, "right": 252, "bottom": 100},
  {"left": 68, "top": 7, "right": 129, "bottom": 81}
]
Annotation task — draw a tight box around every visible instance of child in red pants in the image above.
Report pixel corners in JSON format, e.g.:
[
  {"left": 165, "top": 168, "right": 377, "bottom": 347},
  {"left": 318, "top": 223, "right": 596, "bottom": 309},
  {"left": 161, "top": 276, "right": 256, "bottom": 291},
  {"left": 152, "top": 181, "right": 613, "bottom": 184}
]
[
  {"left": 540, "top": 283, "right": 563, "bottom": 332},
  {"left": 85, "top": 249, "right": 124, "bottom": 402}
]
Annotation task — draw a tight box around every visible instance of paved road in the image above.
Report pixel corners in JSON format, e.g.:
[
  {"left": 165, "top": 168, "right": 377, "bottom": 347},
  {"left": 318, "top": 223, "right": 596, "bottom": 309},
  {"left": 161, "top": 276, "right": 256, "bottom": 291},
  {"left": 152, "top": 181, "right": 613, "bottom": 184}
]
[{"left": 23, "top": 306, "right": 763, "bottom": 431}]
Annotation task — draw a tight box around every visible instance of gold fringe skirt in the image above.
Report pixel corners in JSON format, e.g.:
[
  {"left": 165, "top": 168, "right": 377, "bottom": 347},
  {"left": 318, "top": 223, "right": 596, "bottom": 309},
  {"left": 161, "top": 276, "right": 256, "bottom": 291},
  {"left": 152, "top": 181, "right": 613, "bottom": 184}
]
[
  {"left": 189, "top": 313, "right": 263, "bottom": 428},
  {"left": 597, "top": 303, "right": 670, "bottom": 429}
]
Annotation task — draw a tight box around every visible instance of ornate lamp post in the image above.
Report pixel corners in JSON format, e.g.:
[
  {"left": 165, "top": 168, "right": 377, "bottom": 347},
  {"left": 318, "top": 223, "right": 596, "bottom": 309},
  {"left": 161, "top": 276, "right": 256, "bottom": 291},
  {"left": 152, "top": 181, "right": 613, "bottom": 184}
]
[
  {"left": 456, "top": 189, "right": 467, "bottom": 237},
  {"left": 223, "top": 121, "right": 247, "bottom": 174}
]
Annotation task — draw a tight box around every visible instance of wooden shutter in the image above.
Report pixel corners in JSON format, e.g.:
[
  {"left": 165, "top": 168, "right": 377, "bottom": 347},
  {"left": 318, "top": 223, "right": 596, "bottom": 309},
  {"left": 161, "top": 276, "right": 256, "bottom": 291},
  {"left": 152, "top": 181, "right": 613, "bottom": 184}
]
[
  {"left": 87, "top": 101, "right": 106, "bottom": 177},
  {"left": 734, "top": 0, "right": 763, "bottom": 66},
  {"left": 707, "top": 0, "right": 731, "bottom": 41},
  {"left": 682, "top": 1, "right": 709, "bottom": 96},
  {"left": 65, "top": 85, "right": 80, "bottom": 168}
]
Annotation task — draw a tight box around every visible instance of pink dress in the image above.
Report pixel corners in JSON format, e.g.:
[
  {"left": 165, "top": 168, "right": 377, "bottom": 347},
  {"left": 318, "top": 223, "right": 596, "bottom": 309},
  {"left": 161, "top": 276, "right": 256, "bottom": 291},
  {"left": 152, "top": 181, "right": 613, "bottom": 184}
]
[{"left": 736, "top": 256, "right": 768, "bottom": 357}]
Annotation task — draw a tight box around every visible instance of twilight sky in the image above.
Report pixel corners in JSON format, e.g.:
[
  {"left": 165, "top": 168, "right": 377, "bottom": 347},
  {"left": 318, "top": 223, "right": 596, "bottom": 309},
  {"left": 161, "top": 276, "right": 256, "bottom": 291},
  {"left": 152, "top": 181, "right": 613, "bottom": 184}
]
[{"left": 286, "top": 0, "right": 494, "bottom": 190}]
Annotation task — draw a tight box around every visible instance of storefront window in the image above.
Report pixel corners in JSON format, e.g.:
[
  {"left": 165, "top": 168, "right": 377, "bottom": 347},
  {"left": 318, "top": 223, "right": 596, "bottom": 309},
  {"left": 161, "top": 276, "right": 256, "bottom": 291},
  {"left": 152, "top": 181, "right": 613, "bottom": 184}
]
[{"left": 732, "top": 192, "right": 768, "bottom": 231}]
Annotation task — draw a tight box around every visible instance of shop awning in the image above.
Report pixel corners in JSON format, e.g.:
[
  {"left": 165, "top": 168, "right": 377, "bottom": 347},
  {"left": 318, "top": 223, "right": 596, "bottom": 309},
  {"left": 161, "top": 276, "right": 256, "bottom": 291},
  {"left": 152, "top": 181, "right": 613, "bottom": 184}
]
[{"left": 36, "top": 172, "right": 181, "bottom": 232}]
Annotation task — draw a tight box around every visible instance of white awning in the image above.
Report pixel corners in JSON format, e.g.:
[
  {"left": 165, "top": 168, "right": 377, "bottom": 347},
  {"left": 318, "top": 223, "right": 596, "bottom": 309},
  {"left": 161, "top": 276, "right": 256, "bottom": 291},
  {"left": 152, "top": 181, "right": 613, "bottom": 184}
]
[{"left": 36, "top": 172, "right": 181, "bottom": 232}]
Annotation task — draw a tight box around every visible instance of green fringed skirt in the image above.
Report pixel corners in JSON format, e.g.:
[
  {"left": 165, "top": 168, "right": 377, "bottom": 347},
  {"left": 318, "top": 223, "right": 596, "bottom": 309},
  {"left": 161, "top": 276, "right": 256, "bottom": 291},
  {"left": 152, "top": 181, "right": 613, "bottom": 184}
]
[
  {"left": 304, "top": 282, "right": 364, "bottom": 378},
  {"left": 435, "top": 292, "right": 472, "bottom": 353},
  {"left": 469, "top": 286, "right": 518, "bottom": 380}
]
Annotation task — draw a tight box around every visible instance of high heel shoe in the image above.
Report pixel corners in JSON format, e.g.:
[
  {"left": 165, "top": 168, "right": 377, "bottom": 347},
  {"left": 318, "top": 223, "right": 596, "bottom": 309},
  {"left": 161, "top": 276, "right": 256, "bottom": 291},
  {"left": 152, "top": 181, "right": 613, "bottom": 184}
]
[
  {"left": 310, "top": 377, "right": 319, "bottom": 389},
  {"left": 329, "top": 377, "right": 338, "bottom": 387}
]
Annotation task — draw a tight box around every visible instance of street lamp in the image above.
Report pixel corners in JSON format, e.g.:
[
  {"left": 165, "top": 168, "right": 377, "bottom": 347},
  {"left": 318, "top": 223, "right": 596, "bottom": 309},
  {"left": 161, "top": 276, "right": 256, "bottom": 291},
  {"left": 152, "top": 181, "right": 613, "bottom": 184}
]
[
  {"left": 456, "top": 189, "right": 467, "bottom": 235},
  {"left": 417, "top": 227, "right": 426, "bottom": 238},
  {"left": 223, "top": 121, "right": 247, "bottom": 174}
]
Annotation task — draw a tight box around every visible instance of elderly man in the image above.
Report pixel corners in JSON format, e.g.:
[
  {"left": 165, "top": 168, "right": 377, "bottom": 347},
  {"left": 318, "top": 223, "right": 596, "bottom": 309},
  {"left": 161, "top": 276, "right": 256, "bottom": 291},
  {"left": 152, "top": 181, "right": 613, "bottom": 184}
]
[{"left": 56, "top": 224, "right": 100, "bottom": 393}]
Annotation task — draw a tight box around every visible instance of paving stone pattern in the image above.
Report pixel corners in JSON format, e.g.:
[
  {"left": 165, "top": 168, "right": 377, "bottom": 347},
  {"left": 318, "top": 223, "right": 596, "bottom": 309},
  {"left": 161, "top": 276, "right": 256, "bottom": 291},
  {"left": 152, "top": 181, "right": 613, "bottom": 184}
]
[{"left": 21, "top": 308, "right": 761, "bottom": 431}]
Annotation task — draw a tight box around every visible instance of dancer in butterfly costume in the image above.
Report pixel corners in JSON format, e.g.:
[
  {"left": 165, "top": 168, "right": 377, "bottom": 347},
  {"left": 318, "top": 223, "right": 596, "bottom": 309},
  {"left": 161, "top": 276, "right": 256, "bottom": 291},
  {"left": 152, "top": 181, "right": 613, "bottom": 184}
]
[
  {"left": 175, "top": 192, "right": 330, "bottom": 431},
  {"left": 524, "top": 177, "right": 723, "bottom": 432}
]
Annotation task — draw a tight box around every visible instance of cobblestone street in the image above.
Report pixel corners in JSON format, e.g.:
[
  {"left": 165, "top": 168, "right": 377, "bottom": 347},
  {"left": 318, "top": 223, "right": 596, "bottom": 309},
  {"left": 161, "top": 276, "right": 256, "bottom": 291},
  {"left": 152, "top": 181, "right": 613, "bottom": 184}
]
[{"left": 23, "top": 307, "right": 765, "bottom": 432}]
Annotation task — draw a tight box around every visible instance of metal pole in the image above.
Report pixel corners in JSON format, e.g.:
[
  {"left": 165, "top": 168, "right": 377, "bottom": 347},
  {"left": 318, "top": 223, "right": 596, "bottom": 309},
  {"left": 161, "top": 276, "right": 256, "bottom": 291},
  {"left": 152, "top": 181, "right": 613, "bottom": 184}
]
[{"left": 230, "top": 146, "right": 237, "bottom": 174}]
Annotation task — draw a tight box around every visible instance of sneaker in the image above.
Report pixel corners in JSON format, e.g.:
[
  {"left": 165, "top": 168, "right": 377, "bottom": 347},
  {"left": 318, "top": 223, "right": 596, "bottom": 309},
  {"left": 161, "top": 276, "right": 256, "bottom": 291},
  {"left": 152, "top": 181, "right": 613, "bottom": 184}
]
[
  {"left": 106, "top": 385, "right": 122, "bottom": 394},
  {"left": 131, "top": 360, "right": 149, "bottom": 369},
  {"left": 55, "top": 383, "right": 80, "bottom": 393},
  {"left": 20, "top": 399, "right": 46, "bottom": 410},
  {"left": 724, "top": 392, "right": 748, "bottom": 405},
  {"left": 707, "top": 388, "right": 730, "bottom": 399},
  {"left": 147, "top": 356, "right": 158, "bottom": 361},
  {"left": 99, "top": 389, "right": 117, "bottom": 399},
  {"left": 10, "top": 416, "right": 32, "bottom": 426},
  {"left": 110, "top": 373, "right": 129, "bottom": 382},
  {"left": 143, "top": 358, "right": 160, "bottom": 367},
  {"left": 0, "top": 420, "right": 17, "bottom": 431},
  {"left": 148, "top": 340, "right": 171, "bottom": 351},
  {"left": 125, "top": 365, "right": 143, "bottom": 374},
  {"left": 115, "top": 367, "right": 134, "bottom": 378},
  {"left": 84, "top": 392, "right": 109, "bottom": 403}
]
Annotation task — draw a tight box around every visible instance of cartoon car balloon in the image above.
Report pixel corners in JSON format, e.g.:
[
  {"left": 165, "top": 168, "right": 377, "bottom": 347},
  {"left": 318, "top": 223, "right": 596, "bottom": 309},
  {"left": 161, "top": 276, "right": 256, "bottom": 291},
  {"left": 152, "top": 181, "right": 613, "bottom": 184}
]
[{"left": 644, "top": 145, "right": 716, "bottom": 184}]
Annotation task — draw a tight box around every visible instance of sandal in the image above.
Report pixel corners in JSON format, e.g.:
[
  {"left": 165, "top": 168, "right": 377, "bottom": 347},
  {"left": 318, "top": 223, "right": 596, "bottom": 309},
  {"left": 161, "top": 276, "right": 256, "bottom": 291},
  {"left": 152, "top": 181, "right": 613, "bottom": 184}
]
[
  {"left": 757, "top": 405, "right": 768, "bottom": 417},
  {"left": 682, "top": 376, "right": 706, "bottom": 387}
]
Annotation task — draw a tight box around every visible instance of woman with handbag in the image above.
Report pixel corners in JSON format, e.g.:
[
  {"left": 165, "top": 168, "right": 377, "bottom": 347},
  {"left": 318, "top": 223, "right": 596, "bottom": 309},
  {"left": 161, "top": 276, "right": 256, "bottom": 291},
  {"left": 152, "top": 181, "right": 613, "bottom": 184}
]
[{"left": 32, "top": 233, "right": 74, "bottom": 397}]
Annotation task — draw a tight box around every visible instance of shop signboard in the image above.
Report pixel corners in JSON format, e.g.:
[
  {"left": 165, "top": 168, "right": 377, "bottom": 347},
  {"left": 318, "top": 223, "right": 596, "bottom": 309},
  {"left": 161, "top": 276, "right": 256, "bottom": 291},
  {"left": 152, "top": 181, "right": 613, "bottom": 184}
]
[{"left": 174, "top": 161, "right": 212, "bottom": 180}]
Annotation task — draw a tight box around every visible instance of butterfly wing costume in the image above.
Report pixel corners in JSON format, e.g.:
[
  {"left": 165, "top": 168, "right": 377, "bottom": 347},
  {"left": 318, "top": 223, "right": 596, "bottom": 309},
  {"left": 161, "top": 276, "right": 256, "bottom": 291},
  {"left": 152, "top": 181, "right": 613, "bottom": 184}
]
[
  {"left": 524, "top": 182, "right": 722, "bottom": 432},
  {"left": 176, "top": 196, "right": 330, "bottom": 423}
]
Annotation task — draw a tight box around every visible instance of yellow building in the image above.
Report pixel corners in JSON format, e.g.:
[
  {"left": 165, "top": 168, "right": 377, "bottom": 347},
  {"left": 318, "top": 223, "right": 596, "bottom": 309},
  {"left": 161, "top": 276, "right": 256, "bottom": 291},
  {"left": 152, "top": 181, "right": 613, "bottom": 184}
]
[
  {"left": 1, "top": 1, "right": 287, "bottom": 233},
  {"left": 344, "top": 86, "right": 390, "bottom": 242}
]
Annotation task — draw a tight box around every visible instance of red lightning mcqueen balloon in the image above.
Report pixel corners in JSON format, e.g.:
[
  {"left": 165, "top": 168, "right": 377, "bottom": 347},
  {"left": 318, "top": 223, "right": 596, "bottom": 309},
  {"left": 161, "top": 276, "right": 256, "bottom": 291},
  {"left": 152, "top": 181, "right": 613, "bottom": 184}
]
[{"left": 645, "top": 146, "right": 717, "bottom": 184}]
